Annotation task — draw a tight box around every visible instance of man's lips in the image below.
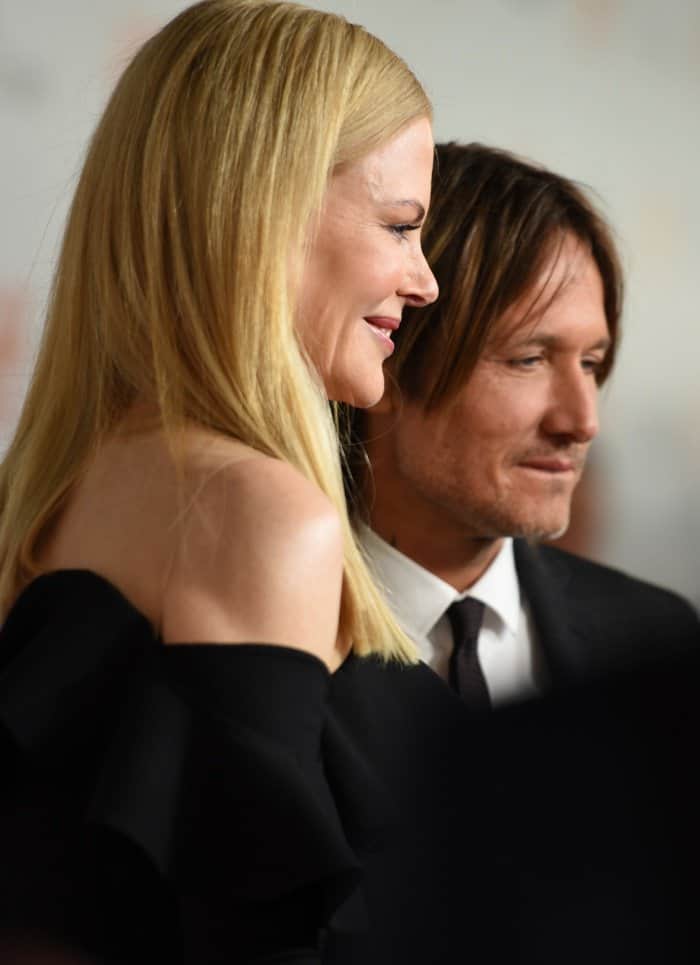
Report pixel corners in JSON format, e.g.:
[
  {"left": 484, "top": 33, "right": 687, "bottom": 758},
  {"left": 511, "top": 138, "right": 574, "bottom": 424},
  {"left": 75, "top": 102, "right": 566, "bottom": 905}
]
[{"left": 518, "top": 457, "right": 580, "bottom": 473}]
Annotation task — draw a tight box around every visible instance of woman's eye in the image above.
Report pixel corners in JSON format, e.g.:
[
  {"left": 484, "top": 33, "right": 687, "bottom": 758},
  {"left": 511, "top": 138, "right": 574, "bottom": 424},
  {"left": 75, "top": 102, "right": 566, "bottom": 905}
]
[{"left": 388, "top": 223, "right": 421, "bottom": 239}]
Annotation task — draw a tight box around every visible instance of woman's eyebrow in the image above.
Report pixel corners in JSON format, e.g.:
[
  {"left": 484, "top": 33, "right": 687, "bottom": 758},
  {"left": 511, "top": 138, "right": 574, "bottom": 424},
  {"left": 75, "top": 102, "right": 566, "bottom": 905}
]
[{"left": 382, "top": 199, "right": 426, "bottom": 220}]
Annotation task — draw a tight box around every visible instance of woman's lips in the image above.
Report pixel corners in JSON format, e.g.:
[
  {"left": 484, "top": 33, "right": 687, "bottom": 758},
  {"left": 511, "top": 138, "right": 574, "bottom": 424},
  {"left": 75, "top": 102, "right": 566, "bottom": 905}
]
[
  {"left": 364, "top": 316, "right": 400, "bottom": 332},
  {"left": 364, "top": 316, "right": 400, "bottom": 352}
]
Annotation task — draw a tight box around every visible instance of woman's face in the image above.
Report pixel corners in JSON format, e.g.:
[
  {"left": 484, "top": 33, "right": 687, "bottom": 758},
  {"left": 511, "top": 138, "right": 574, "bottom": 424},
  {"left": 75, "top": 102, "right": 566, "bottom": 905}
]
[{"left": 297, "top": 116, "right": 438, "bottom": 407}]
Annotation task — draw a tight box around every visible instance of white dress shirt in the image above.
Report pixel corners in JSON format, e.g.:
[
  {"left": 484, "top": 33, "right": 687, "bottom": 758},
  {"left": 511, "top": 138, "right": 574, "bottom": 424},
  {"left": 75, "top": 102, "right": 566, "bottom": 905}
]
[{"left": 359, "top": 525, "right": 542, "bottom": 706}]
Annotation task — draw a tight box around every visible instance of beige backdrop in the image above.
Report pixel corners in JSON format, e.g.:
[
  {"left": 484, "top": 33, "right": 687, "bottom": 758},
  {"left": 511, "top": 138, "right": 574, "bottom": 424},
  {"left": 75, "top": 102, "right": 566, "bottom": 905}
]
[{"left": 1, "top": 0, "right": 698, "bottom": 606}]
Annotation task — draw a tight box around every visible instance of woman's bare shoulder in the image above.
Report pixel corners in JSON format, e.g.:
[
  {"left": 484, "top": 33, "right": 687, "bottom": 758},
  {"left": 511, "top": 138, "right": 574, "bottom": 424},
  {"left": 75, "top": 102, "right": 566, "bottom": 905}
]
[
  {"left": 162, "top": 441, "right": 346, "bottom": 669},
  {"left": 40, "top": 427, "right": 345, "bottom": 669},
  {"left": 175, "top": 432, "right": 339, "bottom": 545}
]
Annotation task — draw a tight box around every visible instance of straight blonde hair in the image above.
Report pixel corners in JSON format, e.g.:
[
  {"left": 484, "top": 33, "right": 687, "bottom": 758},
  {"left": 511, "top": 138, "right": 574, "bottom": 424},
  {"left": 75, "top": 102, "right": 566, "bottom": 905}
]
[{"left": 0, "top": 0, "right": 431, "bottom": 661}]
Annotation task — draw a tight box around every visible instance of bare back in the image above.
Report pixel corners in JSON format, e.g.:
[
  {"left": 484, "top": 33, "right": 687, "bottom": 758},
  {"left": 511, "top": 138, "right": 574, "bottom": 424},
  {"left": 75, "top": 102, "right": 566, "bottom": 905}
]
[{"left": 39, "top": 426, "right": 347, "bottom": 670}]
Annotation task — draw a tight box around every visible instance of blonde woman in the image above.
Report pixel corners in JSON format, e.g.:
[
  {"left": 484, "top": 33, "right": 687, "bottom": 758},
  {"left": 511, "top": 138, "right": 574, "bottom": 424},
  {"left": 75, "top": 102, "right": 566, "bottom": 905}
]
[{"left": 0, "top": 2, "right": 465, "bottom": 963}]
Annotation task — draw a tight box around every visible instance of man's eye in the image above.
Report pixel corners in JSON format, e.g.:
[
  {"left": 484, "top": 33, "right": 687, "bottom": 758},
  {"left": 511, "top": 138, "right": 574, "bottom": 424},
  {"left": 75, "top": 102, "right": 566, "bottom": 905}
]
[
  {"left": 582, "top": 357, "right": 604, "bottom": 374},
  {"left": 388, "top": 223, "right": 421, "bottom": 239},
  {"left": 508, "top": 356, "right": 543, "bottom": 369}
]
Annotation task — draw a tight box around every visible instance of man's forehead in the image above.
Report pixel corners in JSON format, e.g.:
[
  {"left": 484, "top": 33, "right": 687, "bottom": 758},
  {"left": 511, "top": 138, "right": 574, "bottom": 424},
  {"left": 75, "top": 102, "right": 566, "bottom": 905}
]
[
  {"left": 486, "top": 243, "right": 605, "bottom": 348},
  {"left": 485, "top": 292, "right": 560, "bottom": 349}
]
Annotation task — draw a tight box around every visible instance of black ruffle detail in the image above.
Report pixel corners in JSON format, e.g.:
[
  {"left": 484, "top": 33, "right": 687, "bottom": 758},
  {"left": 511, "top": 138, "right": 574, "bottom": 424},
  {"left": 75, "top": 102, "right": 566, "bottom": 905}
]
[
  {"left": 88, "top": 646, "right": 363, "bottom": 909},
  {"left": 0, "top": 571, "right": 385, "bottom": 962},
  {"left": 0, "top": 571, "right": 155, "bottom": 770}
]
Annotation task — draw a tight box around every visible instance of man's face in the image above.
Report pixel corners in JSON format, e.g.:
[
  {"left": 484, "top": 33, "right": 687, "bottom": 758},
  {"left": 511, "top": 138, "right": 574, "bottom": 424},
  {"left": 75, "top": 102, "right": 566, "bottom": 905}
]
[{"left": 379, "top": 236, "right": 610, "bottom": 542}]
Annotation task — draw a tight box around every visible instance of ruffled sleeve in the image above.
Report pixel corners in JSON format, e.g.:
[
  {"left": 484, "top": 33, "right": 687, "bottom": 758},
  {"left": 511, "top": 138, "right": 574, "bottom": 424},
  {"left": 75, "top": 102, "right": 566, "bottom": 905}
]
[{"left": 0, "top": 572, "right": 381, "bottom": 964}]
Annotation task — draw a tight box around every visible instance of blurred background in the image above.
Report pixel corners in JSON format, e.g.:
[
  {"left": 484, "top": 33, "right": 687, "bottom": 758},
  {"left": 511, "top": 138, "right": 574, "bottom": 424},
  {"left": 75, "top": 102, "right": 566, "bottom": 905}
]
[{"left": 1, "top": 0, "right": 698, "bottom": 607}]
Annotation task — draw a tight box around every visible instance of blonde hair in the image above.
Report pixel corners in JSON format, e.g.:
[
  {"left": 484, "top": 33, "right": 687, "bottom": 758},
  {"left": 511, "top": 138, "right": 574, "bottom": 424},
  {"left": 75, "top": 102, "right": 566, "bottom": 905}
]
[{"left": 0, "top": 0, "right": 430, "bottom": 661}]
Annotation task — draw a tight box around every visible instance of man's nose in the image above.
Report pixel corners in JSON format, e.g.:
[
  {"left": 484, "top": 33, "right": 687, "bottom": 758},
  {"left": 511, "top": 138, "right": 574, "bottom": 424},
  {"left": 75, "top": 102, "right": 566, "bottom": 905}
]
[{"left": 542, "top": 367, "right": 599, "bottom": 444}]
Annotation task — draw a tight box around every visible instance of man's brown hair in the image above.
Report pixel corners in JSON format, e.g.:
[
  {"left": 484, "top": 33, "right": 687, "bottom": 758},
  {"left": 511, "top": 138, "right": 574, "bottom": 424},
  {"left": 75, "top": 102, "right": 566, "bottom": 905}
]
[{"left": 391, "top": 141, "right": 624, "bottom": 409}]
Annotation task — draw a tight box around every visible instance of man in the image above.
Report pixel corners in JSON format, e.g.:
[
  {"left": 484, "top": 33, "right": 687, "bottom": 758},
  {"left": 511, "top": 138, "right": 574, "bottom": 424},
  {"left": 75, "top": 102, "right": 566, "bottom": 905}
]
[
  {"left": 346, "top": 143, "right": 700, "bottom": 961},
  {"left": 353, "top": 141, "right": 699, "bottom": 707}
]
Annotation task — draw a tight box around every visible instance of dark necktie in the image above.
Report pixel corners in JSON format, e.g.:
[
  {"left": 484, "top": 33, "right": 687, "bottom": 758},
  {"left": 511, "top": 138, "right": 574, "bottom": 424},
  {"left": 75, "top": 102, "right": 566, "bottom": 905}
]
[{"left": 446, "top": 597, "right": 491, "bottom": 711}]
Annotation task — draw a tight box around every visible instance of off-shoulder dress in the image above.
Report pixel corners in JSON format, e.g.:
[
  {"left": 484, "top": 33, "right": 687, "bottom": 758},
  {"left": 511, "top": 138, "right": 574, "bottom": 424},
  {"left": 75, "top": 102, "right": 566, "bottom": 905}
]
[{"left": 0, "top": 570, "right": 484, "bottom": 964}]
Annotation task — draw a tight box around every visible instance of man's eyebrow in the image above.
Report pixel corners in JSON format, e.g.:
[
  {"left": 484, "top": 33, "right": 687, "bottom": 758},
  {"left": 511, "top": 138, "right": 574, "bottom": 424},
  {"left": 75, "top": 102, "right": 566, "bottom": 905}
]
[{"left": 503, "top": 333, "right": 612, "bottom": 352}]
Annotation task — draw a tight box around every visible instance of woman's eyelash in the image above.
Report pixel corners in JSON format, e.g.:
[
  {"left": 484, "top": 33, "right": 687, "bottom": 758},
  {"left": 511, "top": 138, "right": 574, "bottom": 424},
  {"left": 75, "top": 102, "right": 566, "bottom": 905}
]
[{"left": 388, "top": 223, "right": 421, "bottom": 238}]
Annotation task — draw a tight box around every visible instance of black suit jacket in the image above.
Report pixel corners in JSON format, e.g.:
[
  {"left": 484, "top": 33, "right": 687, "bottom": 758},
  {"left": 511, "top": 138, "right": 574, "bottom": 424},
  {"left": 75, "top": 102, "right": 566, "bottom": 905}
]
[
  {"left": 513, "top": 539, "right": 700, "bottom": 687},
  {"left": 327, "top": 546, "right": 700, "bottom": 964},
  {"left": 336, "top": 535, "right": 700, "bottom": 964},
  {"left": 479, "top": 541, "right": 700, "bottom": 963}
]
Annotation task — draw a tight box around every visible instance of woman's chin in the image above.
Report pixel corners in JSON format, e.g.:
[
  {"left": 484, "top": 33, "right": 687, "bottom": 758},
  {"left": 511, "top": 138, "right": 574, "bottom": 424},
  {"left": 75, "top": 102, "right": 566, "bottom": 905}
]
[
  {"left": 325, "top": 370, "right": 385, "bottom": 409},
  {"left": 339, "top": 383, "right": 385, "bottom": 410}
]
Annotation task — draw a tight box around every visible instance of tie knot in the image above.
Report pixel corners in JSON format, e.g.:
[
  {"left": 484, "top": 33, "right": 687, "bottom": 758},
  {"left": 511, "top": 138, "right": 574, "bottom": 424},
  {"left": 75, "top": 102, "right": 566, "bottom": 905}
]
[{"left": 447, "top": 597, "right": 485, "bottom": 644}]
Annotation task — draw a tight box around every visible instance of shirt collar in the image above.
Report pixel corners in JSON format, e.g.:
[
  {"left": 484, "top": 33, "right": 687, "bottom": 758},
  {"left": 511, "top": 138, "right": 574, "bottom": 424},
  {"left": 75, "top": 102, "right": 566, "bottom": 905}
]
[
  {"left": 456, "top": 537, "right": 521, "bottom": 636},
  {"left": 358, "top": 524, "right": 520, "bottom": 639}
]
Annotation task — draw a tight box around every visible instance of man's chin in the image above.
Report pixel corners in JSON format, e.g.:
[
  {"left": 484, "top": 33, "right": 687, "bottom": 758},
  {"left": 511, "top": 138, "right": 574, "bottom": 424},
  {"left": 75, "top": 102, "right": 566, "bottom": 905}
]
[
  {"left": 539, "top": 522, "right": 570, "bottom": 542},
  {"left": 457, "top": 500, "right": 571, "bottom": 543},
  {"left": 508, "top": 514, "right": 571, "bottom": 543}
]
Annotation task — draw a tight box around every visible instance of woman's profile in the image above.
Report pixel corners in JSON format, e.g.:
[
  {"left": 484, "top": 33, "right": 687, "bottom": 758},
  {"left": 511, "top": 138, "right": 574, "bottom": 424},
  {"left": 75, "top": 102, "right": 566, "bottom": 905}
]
[{"left": 0, "top": 1, "right": 446, "bottom": 962}]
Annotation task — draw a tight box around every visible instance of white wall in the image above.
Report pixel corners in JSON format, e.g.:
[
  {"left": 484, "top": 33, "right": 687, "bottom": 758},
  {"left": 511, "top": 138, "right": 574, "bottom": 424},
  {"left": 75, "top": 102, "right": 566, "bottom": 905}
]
[{"left": 1, "top": 0, "right": 698, "bottom": 604}]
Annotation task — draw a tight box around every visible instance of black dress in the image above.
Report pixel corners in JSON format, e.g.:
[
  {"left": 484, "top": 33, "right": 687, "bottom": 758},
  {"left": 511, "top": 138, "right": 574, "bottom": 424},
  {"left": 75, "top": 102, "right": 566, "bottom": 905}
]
[
  {"left": 3, "top": 571, "right": 699, "bottom": 964},
  {"left": 0, "top": 570, "right": 490, "bottom": 964}
]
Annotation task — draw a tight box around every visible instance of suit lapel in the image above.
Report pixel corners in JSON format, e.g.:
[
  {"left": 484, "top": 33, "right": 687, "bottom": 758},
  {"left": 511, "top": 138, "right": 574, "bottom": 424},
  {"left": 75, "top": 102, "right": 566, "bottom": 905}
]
[{"left": 513, "top": 539, "right": 588, "bottom": 688}]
